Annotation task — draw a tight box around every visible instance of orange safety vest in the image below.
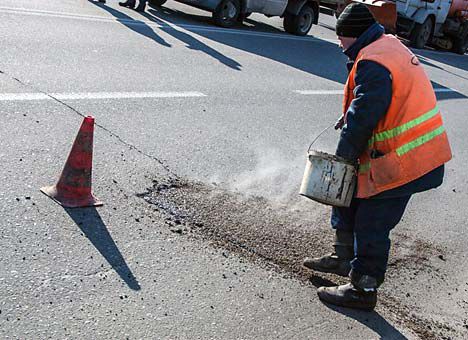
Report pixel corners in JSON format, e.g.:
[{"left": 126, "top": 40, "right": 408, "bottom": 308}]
[{"left": 343, "top": 34, "right": 452, "bottom": 198}]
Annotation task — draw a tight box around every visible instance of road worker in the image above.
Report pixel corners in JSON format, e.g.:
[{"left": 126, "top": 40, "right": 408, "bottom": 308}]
[{"left": 303, "top": 2, "right": 452, "bottom": 311}]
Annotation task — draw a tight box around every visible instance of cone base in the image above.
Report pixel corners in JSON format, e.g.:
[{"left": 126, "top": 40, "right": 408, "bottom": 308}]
[{"left": 40, "top": 185, "right": 103, "bottom": 208}]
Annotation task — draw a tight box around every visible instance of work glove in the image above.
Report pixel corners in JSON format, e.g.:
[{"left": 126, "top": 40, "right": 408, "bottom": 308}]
[{"left": 334, "top": 115, "right": 345, "bottom": 130}]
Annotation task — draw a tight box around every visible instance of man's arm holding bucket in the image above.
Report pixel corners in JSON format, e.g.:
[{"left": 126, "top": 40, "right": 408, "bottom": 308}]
[{"left": 336, "top": 61, "right": 393, "bottom": 162}]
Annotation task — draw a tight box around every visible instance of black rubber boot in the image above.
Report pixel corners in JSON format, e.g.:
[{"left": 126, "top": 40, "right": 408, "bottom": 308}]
[
  {"left": 317, "top": 269, "right": 379, "bottom": 311},
  {"left": 303, "top": 230, "right": 353, "bottom": 277},
  {"left": 317, "top": 282, "right": 377, "bottom": 311},
  {"left": 119, "top": 0, "right": 136, "bottom": 8},
  {"left": 135, "top": 2, "right": 146, "bottom": 12}
]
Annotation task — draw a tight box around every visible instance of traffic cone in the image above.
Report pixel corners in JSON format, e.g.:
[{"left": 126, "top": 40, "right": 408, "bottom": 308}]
[{"left": 40, "top": 116, "right": 103, "bottom": 208}]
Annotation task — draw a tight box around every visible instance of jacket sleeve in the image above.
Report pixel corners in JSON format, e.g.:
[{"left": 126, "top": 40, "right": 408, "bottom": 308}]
[{"left": 336, "top": 60, "right": 393, "bottom": 162}]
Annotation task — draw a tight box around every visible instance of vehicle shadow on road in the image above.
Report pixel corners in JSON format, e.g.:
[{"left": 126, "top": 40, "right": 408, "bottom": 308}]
[
  {"left": 90, "top": 1, "right": 242, "bottom": 70},
  {"left": 88, "top": 0, "right": 171, "bottom": 47},
  {"left": 139, "top": 10, "right": 242, "bottom": 70},
  {"left": 416, "top": 50, "right": 468, "bottom": 73},
  {"left": 433, "top": 81, "right": 468, "bottom": 101},
  {"left": 147, "top": 6, "right": 347, "bottom": 83},
  {"left": 65, "top": 207, "right": 141, "bottom": 291},
  {"left": 310, "top": 275, "right": 408, "bottom": 339}
]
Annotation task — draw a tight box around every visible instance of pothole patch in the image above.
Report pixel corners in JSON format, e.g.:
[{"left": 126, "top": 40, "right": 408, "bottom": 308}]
[
  {"left": 138, "top": 177, "right": 332, "bottom": 278},
  {"left": 138, "top": 176, "right": 455, "bottom": 339}
]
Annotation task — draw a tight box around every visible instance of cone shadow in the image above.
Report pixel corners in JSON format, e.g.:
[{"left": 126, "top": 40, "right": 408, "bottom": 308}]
[{"left": 65, "top": 207, "right": 141, "bottom": 291}]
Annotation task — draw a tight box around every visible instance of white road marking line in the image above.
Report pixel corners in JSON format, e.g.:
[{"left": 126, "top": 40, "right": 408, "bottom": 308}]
[
  {"left": 0, "top": 91, "right": 207, "bottom": 101},
  {"left": 295, "top": 88, "right": 461, "bottom": 95},
  {"left": 0, "top": 6, "right": 336, "bottom": 43},
  {"left": 0, "top": 93, "right": 50, "bottom": 101},
  {"left": 0, "top": 88, "right": 460, "bottom": 102},
  {"left": 433, "top": 88, "right": 461, "bottom": 93}
]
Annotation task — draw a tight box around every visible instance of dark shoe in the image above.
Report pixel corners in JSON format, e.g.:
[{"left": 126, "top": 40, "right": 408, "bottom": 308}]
[
  {"left": 303, "top": 229, "right": 353, "bottom": 276},
  {"left": 119, "top": 0, "right": 136, "bottom": 8},
  {"left": 317, "top": 283, "right": 377, "bottom": 311},
  {"left": 303, "top": 253, "right": 351, "bottom": 277},
  {"left": 135, "top": 3, "right": 146, "bottom": 11}
]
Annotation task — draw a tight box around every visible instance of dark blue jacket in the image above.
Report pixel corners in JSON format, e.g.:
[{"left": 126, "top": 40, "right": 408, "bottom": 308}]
[{"left": 336, "top": 23, "right": 444, "bottom": 199}]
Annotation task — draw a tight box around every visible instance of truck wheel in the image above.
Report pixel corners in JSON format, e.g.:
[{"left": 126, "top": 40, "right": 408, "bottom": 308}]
[
  {"left": 237, "top": 11, "right": 251, "bottom": 23},
  {"left": 284, "top": 5, "right": 315, "bottom": 36},
  {"left": 452, "top": 28, "right": 468, "bottom": 55},
  {"left": 335, "top": 4, "right": 346, "bottom": 19},
  {"left": 410, "top": 17, "right": 433, "bottom": 49},
  {"left": 148, "top": 0, "right": 167, "bottom": 7},
  {"left": 213, "top": 0, "right": 240, "bottom": 28}
]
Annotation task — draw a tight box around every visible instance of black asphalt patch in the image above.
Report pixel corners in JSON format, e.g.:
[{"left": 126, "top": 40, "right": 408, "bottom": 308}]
[
  {"left": 138, "top": 176, "right": 456, "bottom": 339},
  {"left": 138, "top": 177, "right": 332, "bottom": 279}
]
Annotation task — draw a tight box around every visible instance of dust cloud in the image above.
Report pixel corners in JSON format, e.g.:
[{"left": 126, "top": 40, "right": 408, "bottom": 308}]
[{"left": 225, "top": 148, "right": 308, "bottom": 205}]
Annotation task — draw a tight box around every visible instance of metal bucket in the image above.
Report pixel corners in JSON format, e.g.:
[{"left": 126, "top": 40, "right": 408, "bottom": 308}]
[{"left": 299, "top": 125, "right": 356, "bottom": 207}]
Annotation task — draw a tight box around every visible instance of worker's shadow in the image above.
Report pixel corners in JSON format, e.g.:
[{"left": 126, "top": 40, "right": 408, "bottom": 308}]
[
  {"left": 65, "top": 207, "right": 141, "bottom": 291},
  {"left": 310, "top": 275, "right": 408, "bottom": 339}
]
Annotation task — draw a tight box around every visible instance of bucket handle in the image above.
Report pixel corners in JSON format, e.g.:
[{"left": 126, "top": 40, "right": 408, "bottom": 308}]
[{"left": 307, "top": 123, "right": 335, "bottom": 153}]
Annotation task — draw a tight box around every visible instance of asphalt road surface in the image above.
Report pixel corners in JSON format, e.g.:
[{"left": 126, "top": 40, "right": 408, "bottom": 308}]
[{"left": 1, "top": 0, "right": 467, "bottom": 339}]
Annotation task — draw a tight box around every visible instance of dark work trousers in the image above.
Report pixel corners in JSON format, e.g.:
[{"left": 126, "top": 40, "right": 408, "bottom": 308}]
[{"left": 331, "top": 195, "right": 412, "bottom": 285}]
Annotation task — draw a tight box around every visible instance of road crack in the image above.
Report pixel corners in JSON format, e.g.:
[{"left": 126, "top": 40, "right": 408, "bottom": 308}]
[{"left": 0, "top": 69, "right": 179, "bottom": 178}]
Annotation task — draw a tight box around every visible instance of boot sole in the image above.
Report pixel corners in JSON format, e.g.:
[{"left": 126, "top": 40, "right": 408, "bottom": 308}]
[
  {"left": 317, "top": 294, "right": 376, "bottom": 311},
  {"left": 317, "top": 290, "right": 376, "bottom": 311}
]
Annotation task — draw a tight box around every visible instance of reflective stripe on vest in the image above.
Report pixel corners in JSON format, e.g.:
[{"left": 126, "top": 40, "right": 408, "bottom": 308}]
[
  {"left": 367, "top": 106, "right": 439, "bottom": 147},
  {"left": 359, "top": 125, "right": 445, "bottom": 174},
  {"left": 344, "top": 34, "right": 452, "bottom": 198},
  {"left": 359, "top": 105, "right": 443, "bottom": 174}
]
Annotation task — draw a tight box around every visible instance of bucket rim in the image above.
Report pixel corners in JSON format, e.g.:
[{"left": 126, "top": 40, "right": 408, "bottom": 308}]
[
  {"left": 299, "top": 193, "right": 351, "bottom": 208},
  {"left": 308, "top": 150, "right": 355, "bottom": 165}
]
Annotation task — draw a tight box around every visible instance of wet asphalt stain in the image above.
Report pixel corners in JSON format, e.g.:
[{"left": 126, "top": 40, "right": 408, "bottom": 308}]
[
  {"left": 137, "top": 176, "right": 456, "bottom": 339},
  {"left": 137, "top": 177, "right": 332, "bottom": 279}
]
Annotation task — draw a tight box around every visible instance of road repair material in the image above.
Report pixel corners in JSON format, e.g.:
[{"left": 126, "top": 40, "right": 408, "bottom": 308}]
[{"left": 40, "top": 116, "right": 103, "bottom": 208}]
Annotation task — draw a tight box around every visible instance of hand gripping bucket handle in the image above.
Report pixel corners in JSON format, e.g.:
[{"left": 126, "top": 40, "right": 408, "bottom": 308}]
[{"left": 300, "top": 124, "right": 357, "bottom": 207}]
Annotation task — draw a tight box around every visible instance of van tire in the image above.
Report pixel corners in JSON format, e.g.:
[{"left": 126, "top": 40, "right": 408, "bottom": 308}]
[
  {"left": 148, "top": 0, "right": 167, "bottom": 7},
  {"left": 284, "top": 4, "right": 315, "bottom": 36},
  {"left": 213, "top": 0, "right": 240, "bottom": 28},
  {"left": 237, "top": 11, "right": 251, "bottom": 23},
  {"left": 452, "top": 26, "right": 468, "bottom": 55},
  {"left": 410, "top": 17, "right": 433, "bottom": 49}
]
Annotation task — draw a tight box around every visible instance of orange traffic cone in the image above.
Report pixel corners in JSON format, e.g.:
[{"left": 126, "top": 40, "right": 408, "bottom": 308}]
[{"left": 41, "top": 116, "right": 103, "bottom": 208}]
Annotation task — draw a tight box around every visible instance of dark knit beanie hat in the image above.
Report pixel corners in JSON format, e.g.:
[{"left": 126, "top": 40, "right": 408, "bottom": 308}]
[{"left": 336, "top": 3, "right": 376, "bottom": 38}]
